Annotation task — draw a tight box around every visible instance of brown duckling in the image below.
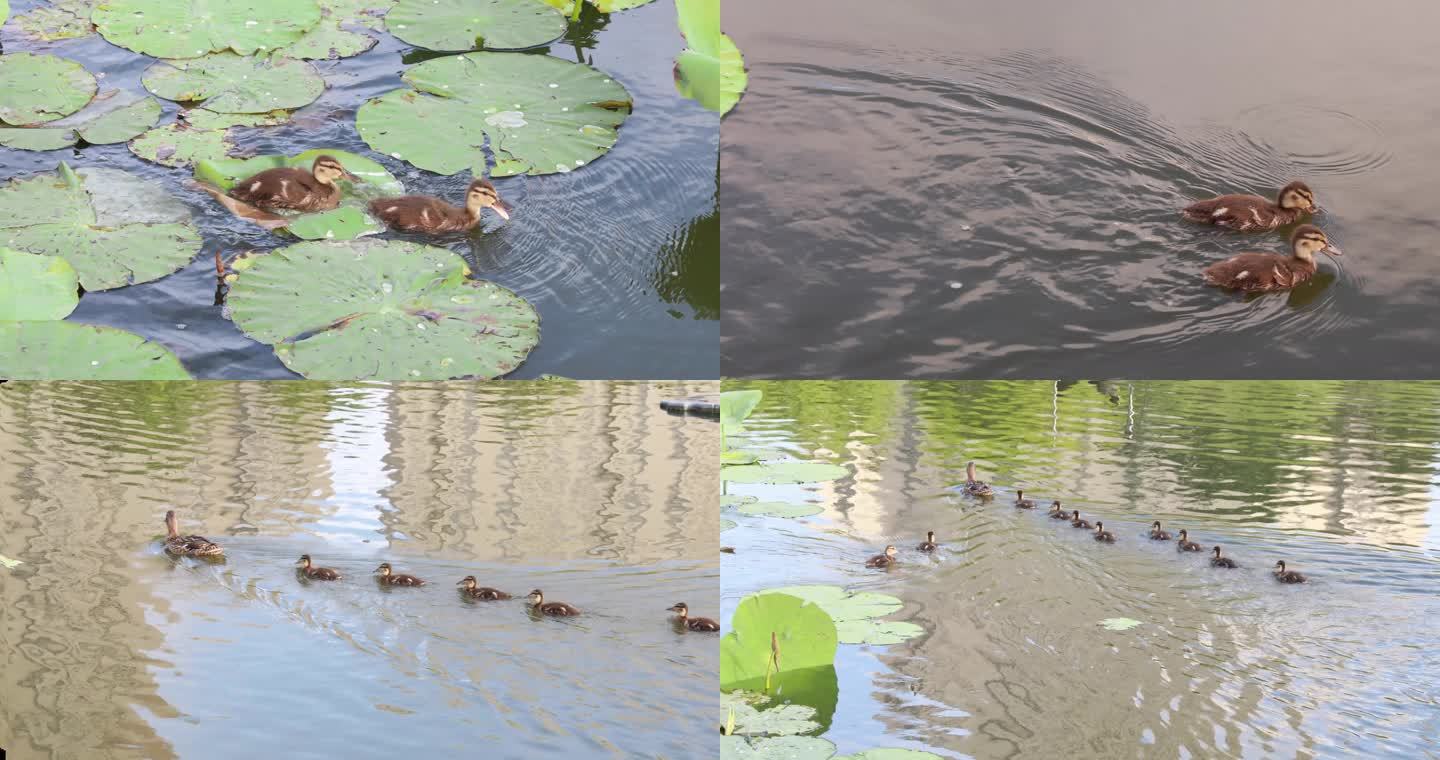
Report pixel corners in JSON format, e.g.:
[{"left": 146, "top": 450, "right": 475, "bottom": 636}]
[
  {"left": 962, "top": 461, "right": 994, "bottom": 498},
  {"left": 374, "top": 562, "right": 425, "bottom": 586},
  {"left": 368, "top": 178, "right": 511, "bottom": 234},
  {"left": 668, "top": 602, "right": 720, "bottom": 631},
  {"left": 1149, "top": 521, "right": 1172, "bottom": 541},
  {"left": 527, "top": 589, "right": 580, "bottom": 616},
  {"left": 1093, "top": 521, "right": 1116, "bottom": 543},
  {"left": 295, "top": 554, "right": 341, "bottom": 580},
  {"left": 1014, "top": 490, "right": 1036, "bottom": 509},
  {"left": 1273, "top": 560, "right": 1306, "bottom": 584},
  {"left": 1203, "top": 224, "right": 1342, "bottom": 293},
  {"left": 1210, "top": 545, "right": 1239, "bottom": 568},
  {"left": 865, "top": 545, "right": 898, "bottom": 568},
  {"left": 456, "top": 575, "right": 510, "bottom": 599},
  {"left": 1069, "top": 510, "right": 1092, "bottom": 529},
  {"left": 162, "top": 510, "right": 223, "bottom": 557},
  {"left": 228, "top": 154, "right": 359, "bottom": 212},
  {"left": 1176, "top": 529, "right": 1203, "bottom": 552},
  {"left": 1182, "top": 180, "right": 1317, "bottom": 231},
  {"left": 1048, "top": 501, "right": 1072, "bottom": 520},
  {"left": 917, "top": 531, "right": 938, "bottom": 552}
]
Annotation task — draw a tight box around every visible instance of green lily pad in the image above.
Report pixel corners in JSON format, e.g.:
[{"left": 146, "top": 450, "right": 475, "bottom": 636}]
[
  {"left": 674, "top": 0, "right": 745, "bottom": 114},
  {"left": 836, "top": 751, "right": 944, "bottom": 760},
  {"left": 723, "top": 736, "right": 837, "bottom": 760},
  {"left": 0, "top": 53, "right": 97, "bottom": 125},
  {"left": 722, "top": 462, "right": 850, "bottom": 485},
  {"left": 721, "top": 518, "right": 737, "bottom": 532},
  {"left": 736, "top": 501, "right": 823, "bottom": 519},
  {"left": 1100, "top": 617, "right": 1143, "bottom": 631},
  {"left": 0, "top": 165, "right": 201, "bottom": 291},
  {"left": 722, "top": 693, "right": 820, "bottom": 738},
  {"left": 128, "top": 123, "right": 234, "bottom": 167},
  {"left": 143, "top": 53, "right": 324, "bottom": 113},
  {"left": 722, "top": 450, "right": 761, "bottom": 465},
  {"left": 0, "top": 248, "right": 79, "bottom": 321},
  {"left": 0, "top": 321, "right": 190, "bottom": 379},
  {"left": 767, "top": 586, "right": 903, "bottom": 622},
  {"left": 0, "top": 126, "right": 77, "bottom": 151},
  {"left": 721, "top": 592, "right": 837, "bottom": 690},
  {"left": 589, "top": 0, "right": 653, "bottom": 9},
  {"left": 356, "top": 51, "right": 632, "bottom": 177},
  {"left": 386, "top": 0, "right": 566, "bottom": 52},
  {"left": 833, "top": 620, "right": 925, "bottom": 646},
  {"left": 278, "top": 0, "right": 395, "bottom": 59},
  {"left": 77, "top": 95, "right": 164, "bottom": 144},
  {"left": 721, "top": 494, "right": 755, "bottom": 509},
  {"left": 0, "top": 94, "right": 162, "bottom": 151},
  {"left": 10, "top": 0, "right": 98, "bottom": 41},
  {"left": 225, "top": 239, "right": 540, "bottom": 380},
  {"left": 93, "top": 0, "right": 324, "bottom": 58},
  {"left": 179, "top": 107, "right": 292, "bottom": 130},
  {"left": 195, "top": 149, "right": 403, "bottom": 239}
]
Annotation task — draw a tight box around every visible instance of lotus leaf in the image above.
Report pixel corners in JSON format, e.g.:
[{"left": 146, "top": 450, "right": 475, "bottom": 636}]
[
  {"left": 143, "top": 54, "right": 324, "bottom": 113},
  {"left": 835, "top": 751, "right": 944, "bottom": 760},
  {"left": 386, "top": 0, "right": 566, "bottom": 52},
  {"left": 0, "top": 53, "right": 97, "bottom": 125},
  {"left": 721, "top": 494, "right": 756, "bottom": 509},
  {"left": 0, "top": 93, "right": 162, "bottom": 151},
  {"left": 11, "top": 0, "right": 97, "bottom": 41},
  {"left": 721, "top": 694, "right": 820, "bottom": 738},
  {"left": 736, "top": 501, "right": 823, "bottom": 519},
  {"left": 0, "top": 248, "right": 79, "bottom": 321},
  {"left": 588, "top": 0, "right": 653, "bottom": 9},
  {"left": 721, "top": 462, "right": 851, "bottom": 485},
  {"left": 0, "top": 165, "right": 201, "bottom": 291},
  {"left": 129, "top": 124, "right": 234, "bottom": 168},
  {"left": 0, "top": 127, "right": 77, "bottom": 151},
  {"left": 721, "top": 592, "right": 837, "bottom": 689},
  {"left": 674, "top": 0, "right": 745, "bottom": 114},
  {"left": 195, "top": 149, "right": 404, "bottom": 239},
  {"left": 721, "top": 388, "right": 762, "bottom": 435},
  {"left": 833, "top": 620, "right": 925, "bottom": 646},
  {"left": 767, "top": 586, "right": 903, "bottom": 622},
  {"left": 722, "top": 450, "right": 760, "bottom": 465},
  {"left": 722, "top": 736, "right": 837, "bottom": 760},
  {"left": 356, "top": 51, "right": 631, "bottom": 177},
  {"left": 0, "top": 321, "right": 191, "bottom": 379},
  {"left": 278, "top": 0, "right": 395, "bottom": 59},
  {"left": 224, "top": 240, "right": 540, "bottom": 380},
  {"left": 721, "top": 518, "right": 737, "bottom": 532},
  {"left": 179, "top": 108, "right": 292, "bottom": 130},
  {"left": 93, "top": 0, "right": 323, "bottom": 58}
]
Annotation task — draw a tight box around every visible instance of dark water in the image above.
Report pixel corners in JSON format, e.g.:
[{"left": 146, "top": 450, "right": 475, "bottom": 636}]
[
  {"left": 0, "top": 381, "right": 719, "bottom": 759},
  {"left": 721, "top": 1, "right": 1440, "bottom": 378},
  {"left": 1, "top": 1, "right": 718, "bottom": 379},
  {"left": 722, "top": 380, "right": 1440, "bottom": 758}
]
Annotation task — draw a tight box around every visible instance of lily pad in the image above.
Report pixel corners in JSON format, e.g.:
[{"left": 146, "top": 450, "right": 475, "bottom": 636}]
[
  {"left": 721, "top": 518, "right": 737, "bottom": 532},
  {"left": 0, "top": 248, "right": 79, "bottom": 321},
  {"left": 722, "top": 450, "right": 761, "bottom": 465},
  {"left": 767, "top": 586, "right": 903, "bottom": 622},
  {"left": 93, "top": 0, "right": 324, "bottom": 58},
  {"left": 0, "top": 321, "right": 191, "bottom": 379},
  {"left": 836, "top": 751, "right": 944, "bottom": 760},
  {"left": 736, "top": 501, "right": 823, "bottom": 519},
  {"left": 225, "top": 239, "right": 540, "bottom": 380},
  {"left": 386, "top": 0, "right": 566, "bottom": 52},
  {"left": 721, "top": 592, "right": 837, "bottom": 689},
  {"left": 179, "top": 107, "right": 292, "bottom": 130},
  {"left": 722, "top": 462, "right": 851, "bottom": 485},
  {"left": 195, "top": 149, "right": 403, "bottom": 239},
  {"left": 1100, "top": 617, "right": 1143, "bottom": 632},
  {"left": 356, "top": 51, "right": 632, "bottom": 177},
  {"left": 721, "top": 494, "right": 756, "bottom": 509},
  {"left": 0, "top": 165, "right": 201, "bottom": 291},
  {"left": 0, "top": 93, "right": 162, "bottom": 151},
  {"left": 723, "top": 736, "right": 837, "bottom": 760},
  {"left": 10, "top": 0, "right": 98, "bottom": 41},
  {"left": 833, "top": 620, "right": 925, "bottom": 646},
  {"left": 0, "top": 126, "right": 77, "bottom": 151},
  {"left": 722, "top": 693, "right": 820, "bottom": 738},
  {"left": 278, "top": 0, "right": 395, "bottom": 59},
  {"left": 0, "top": 53, "right": 97, "bottom": 125},
  {"left": 129, "top": 123, "right": 234, "bottom": 168},
  {"left": 674, "top": 0, "right": 746, "bottom": 114},
  {"left": 143, "top": 54, "right": 325, "bottom": 113}
]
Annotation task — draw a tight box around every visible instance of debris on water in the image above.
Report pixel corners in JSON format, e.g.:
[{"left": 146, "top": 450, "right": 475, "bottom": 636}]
[
  {"left": 948, "top": 281, "right": 962, "bottom": 289},
  {"left": 1099, "top": 617, "right": 1142, "bottom": 631}
]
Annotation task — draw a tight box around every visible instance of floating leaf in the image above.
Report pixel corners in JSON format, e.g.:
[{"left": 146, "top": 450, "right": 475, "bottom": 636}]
[
  {"left": 128, "top": 123, "right": 234, "bottom": 167},
  {"left": 721, "top": 693, "right": 820, "bottom": 738},
  {"left": 0, "top": 53, "right": 97, "bottom": 125},
  {"left": 722, "top": 736, "right": 837, "bottom": 760},
  {"left": 356, "top": 51, "right": 632, "bottom": 177},
  {"left": 77, "top": 96, "right": 164, "bottom": 144},
  {"left": 0, "top": 248, "right": 79, "bottom": 321},
  {"left": 385, "top": 0, "right": 566, "bottom": 52},
  {"left": 143, "top": 53, "right": 325, "bottom": 113},
  {"left": 225, "top": 239, "right": 540, "bottom": 380},
  {"left": 0, "top": 126, "right": 76, "bottom": 151},
  {"left": 836, "top": 751, "right": 944, "bottom": 760},
  {"left": 833, "top": 620, "right": 925, "bottom": 646},
  {"left": 721, "top": 592, "right": 837, "bottom": 689},
  {"left": 722, "top": 462, "right": 850, "bottom": 485},
  {"left": 767, "top": 586, "right": 903, "bottom": 622},
  {"left": 589, "top": 0, "right": 653, "bottom": 9},
  {"left": 278, "top": 0, "right": 395, "bottom": 59},
  {"left": 11, "top": 0, "right": 98, "bottom": 41},
  {"left": 722, "top": 450, "right": 761, "bottom": 465},
  {"left": 720, "top": 388, "right": 762, "bottom": 435},
  {"left": 0, "top": 321, "right": 190, "bottom": 379},
  {"left": 674, "top": 0, "right": 746, "bottom": 114},
  {"left": 194, "top": 149, "right": 403, "bottom": 238},
  {"left": 179, "top": 107, "right": 292, "bottom": 130},
  {"left": 0, "top": 93, "right": 161, "bottom": 151},
  {"left": 736, "top": 501, "right": 823, "bottom": 519},
  {"left": 93, "top": 0, "right": 323, "bottom": 58},
  {"left": 721, "top": 518, "right": 737, "bottom": 532},
  {"left": 721, "top": 494, "right": 756, "bottom": 509},
  {"left": 1099, "top": 617, "right": 1143, "bottom": 631}
]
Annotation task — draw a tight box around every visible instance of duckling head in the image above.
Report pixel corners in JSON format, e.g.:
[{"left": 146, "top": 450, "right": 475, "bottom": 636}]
[
  {"left": 456, "top": 575, "right": 477, "bottom": 589},
  {"left": 884, "top": 544, "right": 897, "bottom": 558},
  {"left": 527, "top": 588, "right": 546, "bottom": 604},
  {"left": 1213, "top": 545, "right": 1223, "bottom": 557},
  {"left": 1178, "top": 529, "right": 1189, "bottom": 540},
  {"left": 1274, "top": 560, "right": 1287, "bottom": 572},
  {"left": 1050, "top": 501, "right": 1062, "bottom": 513},
  {"left": 466, "top": 179, "right": 511, "bottom": 220},
  {"left": 311, "top": 155, "right": 359, "bottom": 186},
  {"left": 296, "top": 554, "right": 312, "bottom": 569},
  {"left": 667, "top": 602, "right": 690, "bottom": 616},
  {"left": 1094, "top": 521, "right": 1105, "bottom": 532},
  {"left": 1291, "top": 224, "right": 1342, "bottom": 264},
  {"left": 926, "top": 530, "right": 935, "bottom": 542},
  {"left": 374, "top": 562, "right": 392, "bottom": 577},
  {"left": 1152, "top": 520, "right": 1162, "bottom": 529},
  {"left": 1278, "top": 181, "right": 1318, "bottom": 212},
  {"left": 1016, "top": 490, "right": 1025, "bottom": 501}
]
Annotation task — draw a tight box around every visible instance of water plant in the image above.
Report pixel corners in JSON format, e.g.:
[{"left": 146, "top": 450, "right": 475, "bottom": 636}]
[
  {"left": 93, "top": 0, "right": 324, "bottom": 58},
  {"left": 720, "top": 591, "right": 837, "bottom": 695},
  {"left": 384, "top": 0, "right": 567, "bottom": 51},
  {"left": 0, "top": 52, "right": 96, "bottom": 125},
  {"left": 674, "top": 0, "right": 747, "bottom": 114}
]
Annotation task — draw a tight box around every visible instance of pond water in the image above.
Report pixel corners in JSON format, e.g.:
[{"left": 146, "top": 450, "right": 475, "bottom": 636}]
[
  {"left": 1, "top": 0, "right": 717, "bottom": 379},
  {"left": 0, "top": 381, "right": 719, "bottom": 759},
  {"left": 721, "top": 0, "right": 1440, "bottom": 378},
  {"left": 722, "top": 380, "right": 1440, "bottom": 758}
]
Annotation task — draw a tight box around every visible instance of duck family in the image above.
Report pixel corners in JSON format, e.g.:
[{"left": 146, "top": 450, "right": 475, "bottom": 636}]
[{"left": 1183, "top": 180, "right": 1346, "bottom": 293}]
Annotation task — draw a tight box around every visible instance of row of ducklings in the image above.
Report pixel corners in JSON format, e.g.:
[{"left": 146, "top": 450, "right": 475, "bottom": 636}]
[
  {"left": 1182, "top": 181, "right": 1344, "bottom": 294},
  {"left": 863, "top": 465, "right": 1307, "bottom": 583},
  {"left": 161, "top": 511, "right": 718, "bottom": 630},
  {"left": 208, "top": 154, "right": 511, "bottom": 234}
]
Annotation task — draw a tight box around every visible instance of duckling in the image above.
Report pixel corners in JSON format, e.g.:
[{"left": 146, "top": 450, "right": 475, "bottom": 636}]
[
  {"left": 228, "top": 154, "right": 359, "bottom": 212},
  {"left": 1048, "top": 501, "right": 1072, "bottom": 520},
  {"left": 1069, "top": 510, "right": 1092, "bottom": 530},
  {"left": 295, "top": 554, "right": 341, "bottom": 580},
  {"left": 374, "top": 562, "right": 425, "bottom": 586},
  {"left": 162, "top": 510, "right": 223, "bottom": 557},
  {"left": 962, "top": 461, "right": 994, "bottom": 498},
  {"left": 1273, "top": 560, "right": 1306, "bottom": 584},
  {"left": 456, "top": 575, "right": 510, "bottom": 599},
  {"left": 1149, "top": 521, "right": 1172, "bottom": 541},
  {"left": 1182, "top": 180, "right": 1317, "bottom": 231},
  {"left": 1203, "top": 224, "right": 1343, "bottom": 293},
  {"left": 1176, "top": 529, "right": 1203, "bottom": 552},
  {"left": 368, "top": 178, "right": 511, "bottom": 234},
  {"left": 668, "top": 602, "right": 720, "bottom": 632},
  {"left": 1093, "top": 521, "right": 1116, "bottom": 543},
  {"left": 1014, "top": 490, "right": 1036, "bottom": 509},
  {"left": 917, "top": 531, "right": 939, "bottom": 552},
  {"left": 1210, "top": 545, "right": 1239, "bottom": 568},
  {"left": 527, "top": 589, "right": 580, "bottom": 616},
  {"left": 865, "top": 545, "right": 898, "bottom": 568}
]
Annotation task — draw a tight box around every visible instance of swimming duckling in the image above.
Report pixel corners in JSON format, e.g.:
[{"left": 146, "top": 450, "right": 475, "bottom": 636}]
[
  {"left": 962, "top": 462, "right": 994, "bottom": 498},
  {"left": 917, "top": 531, "right": 938, "bottom": 552},
  {"left": 668, "top": 602, "right": 720, "bottom": 631},
  {"left": 527, "top": 589, "right": 580, "bottom": 616},
  {"left": 1048, "top": 501, "right": 1072, "bottom": 520},
  {"left": 1014, "top": 490, "right": 1036, "bottom": 509},
  {"left": 228, "top": 154, "right": 359, "bottom": 212},
  {"left": 1273, "top": 560, "right": 1306, "bottom": 584},
  {"left": 1203, "top": 224, "right": 1343, "bottom": 293},
  {"left": 374, "top": 562, "right": 425, "bottom": 586},
  {"left": 456, "top": 575, "right": 510, "bottom": 599},
  {"left": 1210, "top": 545, "right": 1239, "bottom": 568},
  {"left": 368, "top": 178, "right": 511, "bottom": 234},
  {"left": 1149, "top": 521, "right": 1172, "bottom": 541},
  {"left": 1069, "top": 510, "right": 1092, "bottom": 529},
  {"left": 1182, "top": 180, "right": 1317, "bottom": 231},
  {"left": 1093, "top": 521, "right": 1116, "bottom": 543},
  {"left": 162, "top": 510, "right": 224, "bottom": 558},
  {"left": 865, "top": 545, "right": 898, "bottom": 568},
  {"left": 295, "top": 554, "right": 341, "bottom": 580},
  {"left": 1176, "top": 529, "right": 1203, "bottom": 552}
]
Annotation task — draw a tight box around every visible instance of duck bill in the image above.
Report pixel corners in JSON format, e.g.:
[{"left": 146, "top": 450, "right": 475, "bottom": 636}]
[
  {"left": 491, "top": 201, "right": 512, "bottom": 221},
  {"left": 455, "top": 580, "right": 469, "bottom": 587},
  {"left": 342, "top": 169, "right": 363, "bottom": 183},
  {"left": 1323, "top": 244, "right": 1343, "bottom": 257}
]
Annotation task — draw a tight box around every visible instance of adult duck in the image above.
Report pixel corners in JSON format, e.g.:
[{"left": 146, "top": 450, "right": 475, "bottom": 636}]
[
  {"left": 962, "top": 462, "right": 994, "bottom": 498},
  {"left": 162, "top": 510, "right": 223, "bottom": 558}
]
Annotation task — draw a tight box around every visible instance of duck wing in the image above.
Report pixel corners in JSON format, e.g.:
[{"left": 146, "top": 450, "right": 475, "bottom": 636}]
[
  {"left": 367, "top": 195, "right": 469, "bottom": 232},
  {"left": 1204, "top": 253, "right": 1316, "bottom": 292},
  {"left": 1182, "top": 194, "right": 1274, "bottom": 230}
]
